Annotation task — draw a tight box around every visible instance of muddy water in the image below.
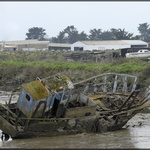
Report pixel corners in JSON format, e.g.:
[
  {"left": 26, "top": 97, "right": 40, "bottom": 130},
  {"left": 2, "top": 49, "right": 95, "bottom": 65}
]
[{"left": 0, "top": 92, "right": 150, "bottom": 149}]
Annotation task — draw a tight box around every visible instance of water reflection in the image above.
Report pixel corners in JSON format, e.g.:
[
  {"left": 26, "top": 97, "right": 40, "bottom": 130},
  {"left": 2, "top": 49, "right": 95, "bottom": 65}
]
[
  {"left": 125, "top": 113, "right": 150, "bottom": 149},
  {"left": 0, "top": 129, "right": 136, "bottom": 149},
  {"left": 129, "top": 127, "right": 150, "bottom": 148}
]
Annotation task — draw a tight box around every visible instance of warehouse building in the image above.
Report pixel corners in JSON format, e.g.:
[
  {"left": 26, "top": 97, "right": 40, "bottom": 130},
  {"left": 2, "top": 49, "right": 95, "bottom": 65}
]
[
  {"left": 0, "top": 40, "right": 71, "bottom": 51},
  {"left": 2, "top": 40, "right": 49, "bottom": 51},
  {"left": 71, "top": 40, "right": 148, "bottom": 51},
  {"left": 48, "top": 43, "right": 71, "bottom": 50}
]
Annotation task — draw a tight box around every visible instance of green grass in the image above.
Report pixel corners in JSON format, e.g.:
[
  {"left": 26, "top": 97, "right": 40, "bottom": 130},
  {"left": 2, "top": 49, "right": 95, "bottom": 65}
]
[
  {"left": 0, "top": 58, "right": 148, "bottom": 73},
  {"left": 0, "top": 51, "right": 148, "bottom": 73},
  {"left": 0, "top": 52, "right": 150, "bottom": 91}
]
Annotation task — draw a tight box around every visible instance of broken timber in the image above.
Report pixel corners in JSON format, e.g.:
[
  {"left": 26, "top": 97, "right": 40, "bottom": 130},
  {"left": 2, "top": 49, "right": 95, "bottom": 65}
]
[{"left": 0, "top": 73, "right": 149, "bottom": 139}]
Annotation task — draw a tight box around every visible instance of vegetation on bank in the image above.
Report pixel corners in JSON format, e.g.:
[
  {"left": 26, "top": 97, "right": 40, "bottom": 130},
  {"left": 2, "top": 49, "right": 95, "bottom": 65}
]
[
  {"left": 0, "top": 50, "right": 150, "bottom": 91},
  {"left": 0, "top": 58, "right": 148, "bottom": 72}
]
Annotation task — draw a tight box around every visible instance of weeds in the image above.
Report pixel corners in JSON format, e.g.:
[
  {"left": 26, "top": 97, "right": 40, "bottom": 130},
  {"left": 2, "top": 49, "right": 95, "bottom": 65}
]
[{"left": 0, "top": 51, "right": 149, "bottom": 91}]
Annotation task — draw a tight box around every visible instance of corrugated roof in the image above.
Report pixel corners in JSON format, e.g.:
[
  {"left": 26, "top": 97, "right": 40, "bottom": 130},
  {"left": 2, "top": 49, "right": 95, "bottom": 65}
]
[
  {"left": 49, "top": 43, "right": 71, "bottom": 47},
  {"left": 4, "top": 45, "right": 17, "bottom": 48},
  {"left": 122, "top": 40, "right": 148, "bottom": 45},
  {"left": 4, "top": 40, "right": 49, "bottom": 45},
  {"left": 3, "top": 40, "right": 71, "bottom": 47},
  {"left": 79, "top": 40, "right": 147, "bottom": 45}
]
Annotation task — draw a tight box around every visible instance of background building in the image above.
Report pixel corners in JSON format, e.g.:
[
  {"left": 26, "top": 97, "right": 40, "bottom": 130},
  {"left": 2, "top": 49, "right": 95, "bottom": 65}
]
[
  {"left": 2, "top": 40, "right": 49, "bottom": 51},
  {"left": 0, "top": 40, "right": 71, "bottom": 51},
  {"left": 71, "top": 40, "right": 148, "bottom": 51},
  {"left": 48, "top": 43, "right": 71, "bottom": 51}
]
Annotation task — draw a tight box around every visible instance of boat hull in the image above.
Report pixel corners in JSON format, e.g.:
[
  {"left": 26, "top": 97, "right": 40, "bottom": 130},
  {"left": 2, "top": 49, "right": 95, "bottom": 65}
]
[{"left": 0, "top": 103, "right": 147, "bottom": 139}]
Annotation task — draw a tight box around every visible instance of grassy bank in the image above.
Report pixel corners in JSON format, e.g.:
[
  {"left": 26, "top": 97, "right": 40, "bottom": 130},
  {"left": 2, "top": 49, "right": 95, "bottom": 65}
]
[
  {"left": 0, "top": 57, "right": 148, "bottom": 72},
  {"left": 0, "top": 50, "right": 150, "bottom": 91}
]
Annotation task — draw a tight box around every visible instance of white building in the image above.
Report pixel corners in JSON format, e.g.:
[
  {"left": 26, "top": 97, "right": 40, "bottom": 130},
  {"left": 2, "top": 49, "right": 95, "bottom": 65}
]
[
  {"left": 0, "top": 40, "right": 71, "bottom": 51},
  {"left": 0, "top": 40, "right": 49, "bottom": 51},
  {"left": 71, "top": 40, "right": 148, "bottom": 51}
]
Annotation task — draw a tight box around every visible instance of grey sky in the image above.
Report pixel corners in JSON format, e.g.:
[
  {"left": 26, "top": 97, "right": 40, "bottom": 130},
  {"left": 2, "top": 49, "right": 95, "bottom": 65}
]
[{"left": 0, "top": 1, "right": 150, "bottom": 41}]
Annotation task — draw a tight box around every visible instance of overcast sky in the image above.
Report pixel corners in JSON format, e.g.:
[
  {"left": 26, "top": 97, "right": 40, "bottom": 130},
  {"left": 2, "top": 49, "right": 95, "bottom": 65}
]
[{"left": 0, "top": 1, "right": 150, "bottom": 41}]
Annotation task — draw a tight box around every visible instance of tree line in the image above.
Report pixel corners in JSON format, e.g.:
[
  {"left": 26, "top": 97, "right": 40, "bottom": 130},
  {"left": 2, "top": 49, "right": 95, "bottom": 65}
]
[{"left": 26, "top": 23, "right": 150, "bottom": 44}]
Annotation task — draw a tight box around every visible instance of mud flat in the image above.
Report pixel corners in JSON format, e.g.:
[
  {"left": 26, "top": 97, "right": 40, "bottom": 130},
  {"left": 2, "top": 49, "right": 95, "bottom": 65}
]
[
  {"left": 0, "top": 113, "right": 150, "bottom": 148},
  {"left": 0, "top": 91, "right": 19, "bottom": 104},
  {"left": 0, "top": 92, "right": 150, "bottom": 149},
  {"left": 123, "top": 112, "right": 150, "bottom": 128}
]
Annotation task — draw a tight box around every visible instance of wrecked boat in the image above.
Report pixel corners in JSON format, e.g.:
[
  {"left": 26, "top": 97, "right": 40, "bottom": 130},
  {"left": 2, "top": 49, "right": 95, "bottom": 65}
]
[{"left": 0, "top": 73, "right": 149, "bottom": 139}]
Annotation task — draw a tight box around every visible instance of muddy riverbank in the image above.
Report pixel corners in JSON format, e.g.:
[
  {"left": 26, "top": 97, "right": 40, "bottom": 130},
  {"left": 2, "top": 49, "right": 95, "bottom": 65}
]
[
  {"left": 0, "top": 113, "right": 150, "bottom": 149},
  {"left": 0, "top": 92, "right": 150, "bottom": 149}
]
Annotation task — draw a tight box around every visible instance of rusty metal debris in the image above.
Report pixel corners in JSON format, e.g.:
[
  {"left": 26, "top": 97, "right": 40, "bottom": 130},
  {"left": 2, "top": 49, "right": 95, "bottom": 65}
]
[{"left": 0, "top": 73, "right": 149, "bottom": 140}]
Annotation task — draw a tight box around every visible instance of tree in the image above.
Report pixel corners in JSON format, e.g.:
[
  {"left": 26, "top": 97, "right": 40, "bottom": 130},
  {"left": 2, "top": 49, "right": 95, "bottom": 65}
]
[
  {"left": 57, "top": 31, "right": 66, "bottom": 43},
  {"left": 78, "top": 31, "right": 88, "bottom": 41},
  {"left": 100, "top": 30, "right": 115, "bottom": 40},
  {"left": 64, "top": 25, "right": 79, "bottom": 43},
  {"left": 131, "top": 35, "right": 141, "bottom": 40},
  {"left": 111, "top": 28, "right": 133, "bottom": 40},
  {"left": 26, "top": 27, "right": 46, "bottom": 40},
  {"left": 51, "top": 37, "right": 58, "bottom": 43},
  {"left": 89, "top": 28, "right": 102, "bottom": 40},
  {"left": 138, "top": 23, "right": 150, "bottom": 41},
  {"left": 51, "top": 25, "right": 81, "bottom": 43}
]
